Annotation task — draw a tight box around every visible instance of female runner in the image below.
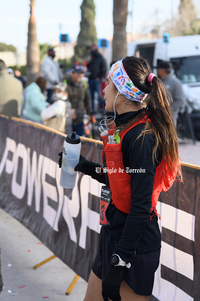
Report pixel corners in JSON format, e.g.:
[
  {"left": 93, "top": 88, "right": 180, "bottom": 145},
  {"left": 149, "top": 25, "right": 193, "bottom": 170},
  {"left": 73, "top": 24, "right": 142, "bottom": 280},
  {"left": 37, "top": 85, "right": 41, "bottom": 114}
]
[{"left": 74, "top": 56, "right": 182, "bottom": 301}]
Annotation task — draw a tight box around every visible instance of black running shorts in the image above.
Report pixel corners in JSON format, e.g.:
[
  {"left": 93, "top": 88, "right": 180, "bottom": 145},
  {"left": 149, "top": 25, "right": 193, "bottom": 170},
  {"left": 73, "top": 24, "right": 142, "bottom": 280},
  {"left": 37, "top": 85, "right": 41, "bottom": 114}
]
[{"left": 92, "top": 226, "right": 160, "bottom": 296}]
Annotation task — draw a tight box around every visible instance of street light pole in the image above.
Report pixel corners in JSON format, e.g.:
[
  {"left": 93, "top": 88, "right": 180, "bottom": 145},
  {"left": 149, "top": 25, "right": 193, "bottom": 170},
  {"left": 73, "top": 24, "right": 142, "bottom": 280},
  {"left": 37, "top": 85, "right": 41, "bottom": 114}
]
[
  {"left": 171, "top": 0, "right": 174, "bottom": 26},
  {"left": 131, "top": 0, "right": 134, "bottom": 40}
]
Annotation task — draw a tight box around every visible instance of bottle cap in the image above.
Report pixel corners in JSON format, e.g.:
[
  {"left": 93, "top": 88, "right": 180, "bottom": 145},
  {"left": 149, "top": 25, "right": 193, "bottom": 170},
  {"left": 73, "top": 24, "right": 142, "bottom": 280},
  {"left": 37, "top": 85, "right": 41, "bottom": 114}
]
[
  {"left": 99, "top": 126, "right": 105, "bottom": 133},
  {"left": 66, "top": 131, "right": 81, "bottom": 144}
]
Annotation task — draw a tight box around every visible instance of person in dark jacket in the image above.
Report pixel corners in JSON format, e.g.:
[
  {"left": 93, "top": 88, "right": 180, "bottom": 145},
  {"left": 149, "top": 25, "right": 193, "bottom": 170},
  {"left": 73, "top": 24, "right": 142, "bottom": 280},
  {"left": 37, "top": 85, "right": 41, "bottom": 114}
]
[
  {"left": 158, "top": 61, "right": 186, "bottom": 128},
  {"left": 14, "top": 68, "right": 26, "bottom": 89},
  {"left": 66, "top": 64, "right": 91, "bottom": 136},
  {"left": 87, "top": 44, "right": 107, "bottom": 111},
  {"left": 74, "top": 56, "right": 182, "bottom": 301}
]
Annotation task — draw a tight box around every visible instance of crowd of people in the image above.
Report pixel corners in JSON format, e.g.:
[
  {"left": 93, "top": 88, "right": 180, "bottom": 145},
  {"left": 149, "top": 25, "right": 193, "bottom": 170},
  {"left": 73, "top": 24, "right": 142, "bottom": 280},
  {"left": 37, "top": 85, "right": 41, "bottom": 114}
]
[
  {"left": 0, "top": 45, "right": 109, "bottom": 137},
  {"left": 0, "top": 45, "right": 187, "bottom": 138}
]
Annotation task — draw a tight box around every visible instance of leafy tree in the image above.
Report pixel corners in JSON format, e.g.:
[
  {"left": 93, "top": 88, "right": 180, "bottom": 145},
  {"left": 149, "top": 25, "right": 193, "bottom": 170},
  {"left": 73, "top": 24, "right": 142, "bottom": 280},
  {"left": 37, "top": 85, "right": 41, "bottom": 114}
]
[
  {"left": 112, "top": 0, "right": 128, "bottom": 61},
  {"left": 178, "top": 0, "right": 197, "bottom": 34},
  {"left": 182, "top": 20, "right": 200, "bottom": 35},
  {"left": 8, "top": 65, "right": 26, "bottom": 76},
  {"left": 26, "top": 0, "right": 40, "bottom": 86},
  {"left": 74, "top": 0, "right": 97, "bottom": 63},
  {"left": 58, "top": 58, "right": 74, "bottom": 71},
  {"left": 39, "top": 43, "right": 52, "bottom": 61},
  {"left": 164, "top": 0, "right": 199, "bottom": 36},
  {"left": 0, "top": 43, "right": 16, "bottom": 52}
]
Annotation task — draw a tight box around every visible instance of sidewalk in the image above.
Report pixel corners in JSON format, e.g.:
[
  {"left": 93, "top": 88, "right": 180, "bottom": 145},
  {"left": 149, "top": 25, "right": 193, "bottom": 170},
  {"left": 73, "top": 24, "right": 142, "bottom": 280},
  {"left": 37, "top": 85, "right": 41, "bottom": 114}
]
[
  {"left": 178, "top": 138, "right": 200, "bottom": 166},
  {"left": 0, "top": 209, "right": 87, "bottom": 301}
]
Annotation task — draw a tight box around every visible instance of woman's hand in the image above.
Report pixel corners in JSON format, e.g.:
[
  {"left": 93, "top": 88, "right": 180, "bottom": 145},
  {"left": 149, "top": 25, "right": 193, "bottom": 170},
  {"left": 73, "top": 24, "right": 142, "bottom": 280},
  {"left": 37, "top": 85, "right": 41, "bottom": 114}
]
[
  {"left": 58, "top": 152, "right": 63, "bottom": 168},
  {"left": 102, "top": 264, "right": 124, "bottom": 301},
  {"left": 71, "top": 109, "right": 76, "bottom": 120}
]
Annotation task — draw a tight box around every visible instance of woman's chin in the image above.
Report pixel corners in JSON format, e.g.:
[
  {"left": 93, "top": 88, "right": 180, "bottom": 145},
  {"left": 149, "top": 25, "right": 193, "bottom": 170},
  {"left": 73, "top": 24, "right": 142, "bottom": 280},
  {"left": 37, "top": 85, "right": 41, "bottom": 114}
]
[{"left": 105, "top": 104, "right": 113, "bottom": 112}]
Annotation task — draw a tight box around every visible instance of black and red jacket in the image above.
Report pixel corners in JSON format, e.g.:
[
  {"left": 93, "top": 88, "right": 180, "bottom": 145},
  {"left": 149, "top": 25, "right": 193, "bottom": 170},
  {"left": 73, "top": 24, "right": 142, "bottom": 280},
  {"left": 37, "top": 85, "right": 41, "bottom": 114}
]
[
  {"left": 102, "top": 115, "right": 176, "bottom": 215},
  {"left": 86, "top": 109, "right": 176, "bottom": 262}
]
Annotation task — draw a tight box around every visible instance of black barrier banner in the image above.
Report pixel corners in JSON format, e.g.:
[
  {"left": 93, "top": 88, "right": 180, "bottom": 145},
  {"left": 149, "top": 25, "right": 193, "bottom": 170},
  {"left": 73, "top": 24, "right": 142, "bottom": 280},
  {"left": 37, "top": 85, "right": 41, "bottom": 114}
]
[
  {"left": 0, "top": 116, "right": 103, "bottom": 281},
  {"left": 149, "top": 165, "right": 200, "bottom": 301},
  {"left": 0, "top": 116, "right": 200, "bottom": 300}
]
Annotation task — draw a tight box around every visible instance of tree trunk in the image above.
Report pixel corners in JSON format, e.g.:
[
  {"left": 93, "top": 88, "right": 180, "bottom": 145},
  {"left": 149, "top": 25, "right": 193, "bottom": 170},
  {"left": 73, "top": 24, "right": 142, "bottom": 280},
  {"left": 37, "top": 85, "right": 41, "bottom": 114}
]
[
  {"left": 112, "top": 0, "right": 128, "bottom": 62},
  {"left": 74, "top": 0, "right": 97, "bottom": 63},
  {"left": 26, "top": 0, "right": 40, "bottom": 86}
]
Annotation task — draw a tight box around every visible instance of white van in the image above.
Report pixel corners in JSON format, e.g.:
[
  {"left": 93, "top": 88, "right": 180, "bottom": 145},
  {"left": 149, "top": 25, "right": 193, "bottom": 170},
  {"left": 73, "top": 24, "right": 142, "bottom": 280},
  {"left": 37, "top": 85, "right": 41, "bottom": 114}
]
[{"left": 128, "top": 35, "right": 200, "bottom": 136}]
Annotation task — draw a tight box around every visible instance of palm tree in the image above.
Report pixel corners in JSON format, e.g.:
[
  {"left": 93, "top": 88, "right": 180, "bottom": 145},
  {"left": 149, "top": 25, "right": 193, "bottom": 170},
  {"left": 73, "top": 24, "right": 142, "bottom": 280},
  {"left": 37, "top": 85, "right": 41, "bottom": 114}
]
[
  {"left": 26, "top": 0, "right": 40, "bottom": 86},
  {"left": 112, "top": 0, "right": 128, "bottom": 62},
  {"left": 74, "top": 0, "right": 97, "bottom": 63}
]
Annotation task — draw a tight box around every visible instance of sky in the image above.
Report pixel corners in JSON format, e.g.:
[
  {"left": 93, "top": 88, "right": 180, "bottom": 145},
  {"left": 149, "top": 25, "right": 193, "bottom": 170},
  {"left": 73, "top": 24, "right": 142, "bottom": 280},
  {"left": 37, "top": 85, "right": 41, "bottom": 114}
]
[{"left": 0, "top": 0, "right": 200, "bottom": 54}]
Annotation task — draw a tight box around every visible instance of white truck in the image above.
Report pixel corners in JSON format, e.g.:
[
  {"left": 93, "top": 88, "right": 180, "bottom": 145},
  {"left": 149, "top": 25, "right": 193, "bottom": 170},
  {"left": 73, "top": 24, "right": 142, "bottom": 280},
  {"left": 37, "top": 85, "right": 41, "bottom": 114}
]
[{"left": 127, "top": 35, "right": 200, "bottom": 138}]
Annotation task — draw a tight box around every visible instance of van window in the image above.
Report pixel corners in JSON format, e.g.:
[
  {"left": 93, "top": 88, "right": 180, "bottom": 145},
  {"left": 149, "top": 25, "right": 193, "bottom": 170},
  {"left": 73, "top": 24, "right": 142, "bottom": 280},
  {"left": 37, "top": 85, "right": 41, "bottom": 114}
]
[
  {"left": 135, "top": 45, "right": 155, "bottom": 68},
  {"left": 170, "top": 56, "right": 200, "bottom": 83}
]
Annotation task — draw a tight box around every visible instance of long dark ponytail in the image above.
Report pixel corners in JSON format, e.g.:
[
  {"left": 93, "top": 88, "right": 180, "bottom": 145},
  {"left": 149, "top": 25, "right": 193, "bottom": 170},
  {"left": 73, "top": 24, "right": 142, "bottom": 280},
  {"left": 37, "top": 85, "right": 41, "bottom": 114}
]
[{"left": 122, "top": 56, "right": 182, "bottom": 179}]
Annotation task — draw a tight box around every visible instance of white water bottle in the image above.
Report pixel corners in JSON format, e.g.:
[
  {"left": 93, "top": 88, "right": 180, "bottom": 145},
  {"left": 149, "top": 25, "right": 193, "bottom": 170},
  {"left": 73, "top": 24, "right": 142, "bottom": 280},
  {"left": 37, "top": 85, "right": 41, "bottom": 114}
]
[
  {"left": 99, "top": 126, "right": 108, "bottom": 137},
  {"left": 60, "top": 131, "right": 81, "bottom": 189}
]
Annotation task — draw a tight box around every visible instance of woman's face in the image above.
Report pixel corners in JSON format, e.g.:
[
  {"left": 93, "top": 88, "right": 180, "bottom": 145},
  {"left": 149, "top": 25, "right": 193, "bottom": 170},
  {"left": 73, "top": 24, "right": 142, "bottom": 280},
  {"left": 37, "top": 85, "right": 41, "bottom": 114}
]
[
  {"left": 103, "top": 76, "right": 142, "bottom": 114},
  {"left": 103, "top": 76, "right": 118, "bottom": 112}
]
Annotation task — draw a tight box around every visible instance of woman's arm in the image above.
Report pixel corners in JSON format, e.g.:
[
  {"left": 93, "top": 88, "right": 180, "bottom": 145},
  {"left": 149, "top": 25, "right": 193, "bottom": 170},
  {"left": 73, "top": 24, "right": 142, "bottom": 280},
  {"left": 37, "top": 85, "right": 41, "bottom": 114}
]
[
  {"left": 75, "top": 155, "right": 106, "bottom": 184},
  {"left": 114, "top": 128, "right": 157, "bottom": 262}
]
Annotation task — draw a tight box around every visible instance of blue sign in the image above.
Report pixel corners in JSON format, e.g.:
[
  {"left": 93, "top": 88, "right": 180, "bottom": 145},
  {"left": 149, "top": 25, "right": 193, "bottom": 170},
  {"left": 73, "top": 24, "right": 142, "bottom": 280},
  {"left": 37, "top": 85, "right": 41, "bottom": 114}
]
[
  {"left": 163, "top": 33, "right": 170, "bottom": 43},
  {"left": 59, "top": 34, "right": 70, "bottom": 43},
  {"left": 98, "top": 39, "right": 109, "bottom": 48}
]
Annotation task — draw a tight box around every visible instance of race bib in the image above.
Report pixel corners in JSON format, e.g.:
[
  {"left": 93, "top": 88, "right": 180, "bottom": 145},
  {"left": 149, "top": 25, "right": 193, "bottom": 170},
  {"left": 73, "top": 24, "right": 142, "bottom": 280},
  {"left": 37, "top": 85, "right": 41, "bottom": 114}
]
[{"left": 100, "top": 186, "right": 112, "bottom": 225}]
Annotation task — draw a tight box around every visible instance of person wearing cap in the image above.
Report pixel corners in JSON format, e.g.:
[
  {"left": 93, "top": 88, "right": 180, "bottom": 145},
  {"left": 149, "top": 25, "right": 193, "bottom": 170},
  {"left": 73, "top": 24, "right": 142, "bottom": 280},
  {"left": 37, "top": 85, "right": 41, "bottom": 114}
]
[
  {"left": 42, "top": 83, "right": 72, "bottom": 134},
  {"left": 73, "top": 56, "right": 182, "bottom": 301},
  {"left": 158, "top": 61, "right": 186, "bottom": 127},
  {"left": 7, "top": 68, "right": 14, "bottom": 77},
  {"left": 41, "top": 48, "right": 63, "bottom": 104},
  {"left": 87, "top": 44, "right": 107, "bottom": 111},
  {"left": 65, "top": 63, "right": 91, "bottom": 136}
]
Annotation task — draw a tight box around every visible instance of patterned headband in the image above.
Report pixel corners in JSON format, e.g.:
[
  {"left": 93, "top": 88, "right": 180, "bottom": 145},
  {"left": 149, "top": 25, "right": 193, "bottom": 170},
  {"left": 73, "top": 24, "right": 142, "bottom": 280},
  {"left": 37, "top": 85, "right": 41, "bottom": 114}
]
[{"left": 109, "top": 59, "right": 148, "bottom": 103}]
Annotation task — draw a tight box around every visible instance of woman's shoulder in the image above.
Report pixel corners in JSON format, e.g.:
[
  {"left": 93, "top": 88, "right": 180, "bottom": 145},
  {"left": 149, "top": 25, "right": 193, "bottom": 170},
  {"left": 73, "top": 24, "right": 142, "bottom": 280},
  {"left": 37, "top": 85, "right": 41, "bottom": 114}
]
[
  {"left": 124, "top": 123, "right": 153, "bottom": 140},
  {"left": 122, "top": 124, "right": 162, "bottom": 165},
  {"left": 122, "top": 123, "right": 155, "bottom": 151},
  {"left": 25, "top": 82, "right": 40, "bottom": 94}
]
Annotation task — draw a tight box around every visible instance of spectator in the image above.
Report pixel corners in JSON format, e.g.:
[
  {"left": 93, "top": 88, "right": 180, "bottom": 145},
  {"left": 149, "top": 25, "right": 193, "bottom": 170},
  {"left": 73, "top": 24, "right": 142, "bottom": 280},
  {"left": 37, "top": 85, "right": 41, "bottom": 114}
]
[
  {"left": 41, "top": 48, "right": 63, "bottom": 104},
  {"left": 14, "top": 68, "right": 26, "bottom": 89},
  {"left": 87, "top": 44, "right": 107, "bottom": 111},
  {"left": 22, "top": 77, "right": 48, "bottom": 124},
  {"left": 51, "top": 82, "right": 68, "bottom": 102},
  {"left": 158, "top": 61, "right": 186, "bottom": 127},
  {"left": 42, "top": 83, "right": 72, "bottom": 134},
  {"left": 0, "top": 59, "right": 23, "bottom": 117},
  {"left": 7, "top": 68, "right": 14, "bottom": 76},
  {"left": 65, "top": 63, "right": 91, "bottom": 136}
]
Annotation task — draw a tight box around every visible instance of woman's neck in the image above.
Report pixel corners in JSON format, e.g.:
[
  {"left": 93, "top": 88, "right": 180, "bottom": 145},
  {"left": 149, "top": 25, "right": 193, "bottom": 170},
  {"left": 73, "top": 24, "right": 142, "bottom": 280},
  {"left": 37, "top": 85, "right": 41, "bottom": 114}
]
[{"left": 116, "top": 103, "right": 142, "bottom": 115}]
